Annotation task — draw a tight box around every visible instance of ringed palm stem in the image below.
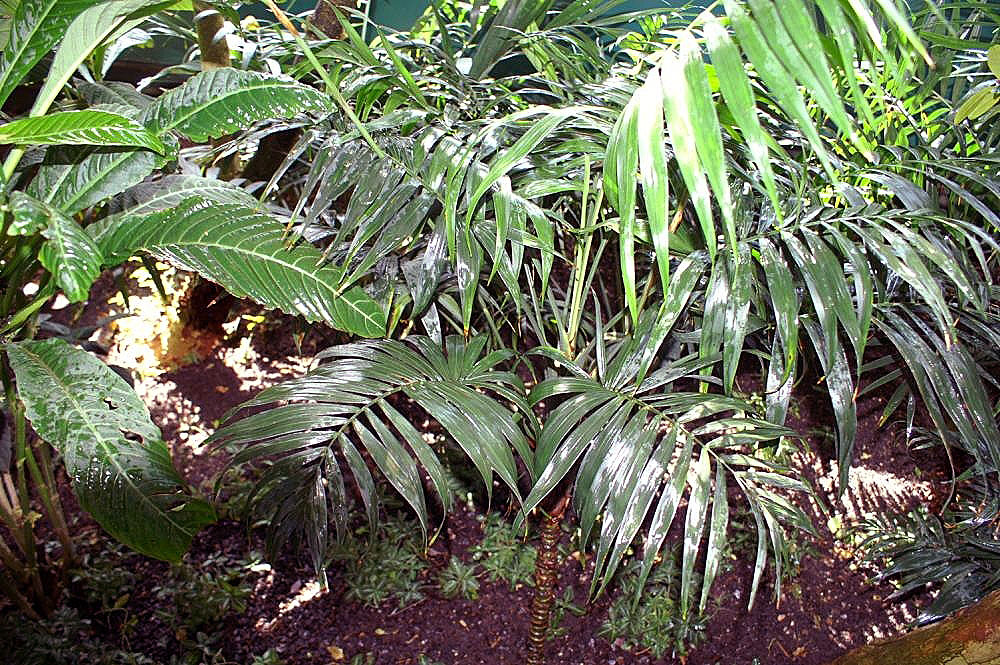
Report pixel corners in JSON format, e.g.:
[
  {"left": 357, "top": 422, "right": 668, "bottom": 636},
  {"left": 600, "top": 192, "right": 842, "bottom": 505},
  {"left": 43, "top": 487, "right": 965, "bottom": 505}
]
[{"left": 525, "top": 491, "right": 571, "bottom": 665}]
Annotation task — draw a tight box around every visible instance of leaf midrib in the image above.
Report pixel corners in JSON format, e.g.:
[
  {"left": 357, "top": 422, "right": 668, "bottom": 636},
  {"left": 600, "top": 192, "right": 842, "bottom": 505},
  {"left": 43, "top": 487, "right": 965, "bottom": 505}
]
[
  {"left": 138, "top": 236, "right": 381, "bottom": 328},
  {"left": 16, "top": 343, "right": 195, "bottom": 539},
  {"left": 153, "top": 77, "right": 318, "bottom": 137}
]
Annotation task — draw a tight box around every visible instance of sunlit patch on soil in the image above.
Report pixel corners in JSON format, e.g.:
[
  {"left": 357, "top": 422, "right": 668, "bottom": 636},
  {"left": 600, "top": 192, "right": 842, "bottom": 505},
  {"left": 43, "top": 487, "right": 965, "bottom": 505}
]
[
  {"left": 99, "top": 264, "right": 313, "bottom": 456},
  {"left": 105, "top": 263, "right": 220, "bottom": 377}
]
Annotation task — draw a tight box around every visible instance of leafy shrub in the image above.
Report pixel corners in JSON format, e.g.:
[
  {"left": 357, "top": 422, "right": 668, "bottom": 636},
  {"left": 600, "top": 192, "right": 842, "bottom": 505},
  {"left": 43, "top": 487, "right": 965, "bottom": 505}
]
[
  {"left": 437, "top": 557, "right": 480, "bottom": 600},
  {"left": 468, "top": 514, "right": 537, "bottom": 590},
  {"left": 0, "top": 605, "right": 155, "bottom": 665},
  {"left": 154, "top": 552, "right": 260, "bottom": 634},
  {"left": 860, "top": 479, "right": 1000, "bottom": 624},
  {"left": 335, "top": 517, "right": 429, "bottom": 608}
]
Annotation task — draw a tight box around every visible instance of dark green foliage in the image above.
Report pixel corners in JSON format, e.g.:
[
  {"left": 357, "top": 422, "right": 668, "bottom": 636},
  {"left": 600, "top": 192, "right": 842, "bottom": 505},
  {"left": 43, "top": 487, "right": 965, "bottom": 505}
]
[
  {"left": 599, "top": 555, "right": 709, "bottom": 659},
  {"left": 334, "top": 516, "right": 430, "bottom": 609},
  {"left": 155, "top": 552, "right": 260, "bottom": 633},
  {"left": 547, "top": 586, "right": 587, "bottom": 640},
  {"left": 213, "top": 336, "right": 534, "bottom": 577},
  {"left": 0, "top": 605, "right": 157, "bottom": 665},
  {"left": 9, "top": 339, "right": 215, "bottom": 563},
  {"left": 70, "top": 542, "right": 138, "bottom": 615},
  {"left": 860, "top": 480, "right": 1000, "bottom": 624},
  {"left": 437, "top": 557, "right": 480, "bottom": 600},
  {"left": 468, "top": 513, "right": 537, "bottom": 590}
]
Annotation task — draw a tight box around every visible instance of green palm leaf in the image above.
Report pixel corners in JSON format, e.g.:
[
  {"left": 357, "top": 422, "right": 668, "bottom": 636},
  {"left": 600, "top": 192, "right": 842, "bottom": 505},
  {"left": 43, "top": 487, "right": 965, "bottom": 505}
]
[
  {"left": 211, "top": 336, "right": 534, "bottom": 573},
  {"left": 7, "top": 339, "right": 215, "bottom": 562},
  {"left": 524, "top": 324, "right": 810, "bottom": 612}
]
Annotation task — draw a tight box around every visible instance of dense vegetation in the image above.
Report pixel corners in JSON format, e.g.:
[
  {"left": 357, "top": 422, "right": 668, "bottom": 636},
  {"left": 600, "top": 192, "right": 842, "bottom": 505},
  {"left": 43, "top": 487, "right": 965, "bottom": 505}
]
[{"left": 0, "top": 0, "right": 997, "bottom": 661}]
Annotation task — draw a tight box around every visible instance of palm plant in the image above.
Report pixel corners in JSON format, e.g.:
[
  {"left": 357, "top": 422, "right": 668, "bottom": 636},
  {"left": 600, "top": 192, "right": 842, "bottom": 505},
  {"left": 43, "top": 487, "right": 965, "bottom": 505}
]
[
  {"left": 209, "top": 3, "right": 1000, "bottom": 641},
  {"left": 204, "top": 0, "right": 997, "bottom": 623}
]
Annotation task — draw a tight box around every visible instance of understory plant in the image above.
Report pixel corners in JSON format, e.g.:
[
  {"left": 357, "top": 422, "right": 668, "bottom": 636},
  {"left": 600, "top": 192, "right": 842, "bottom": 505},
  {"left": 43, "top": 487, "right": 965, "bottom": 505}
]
[
  {"left": 0, "top": 0, "right": 996, "bottom": 656},
  {"left": 205, "top": 0, "right": 998, "bottom": 643},
  {"left": 0, "top": 0, "right": 385, "bottom": 615}
]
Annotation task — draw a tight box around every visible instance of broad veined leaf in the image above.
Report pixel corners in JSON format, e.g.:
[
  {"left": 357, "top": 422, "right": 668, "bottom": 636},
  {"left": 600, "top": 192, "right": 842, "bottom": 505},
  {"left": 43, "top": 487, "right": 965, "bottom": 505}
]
[
  {"left": 7, "top": 339, "right": 215, "bottom": 561},
  {"left": 211, "top": 336, "right": 533, "bottom": 574},
  {"left": 8, "top": 192, "right": 102, "bottom": 301},
  {"left": 0, "top": 0, "right": 103, "bottom": 110},
  {"left": 0, "top": 110, "right": 166, "bottom": 152},
  {"left": 76, "top": 80, "right": 154, "bottom": 109},
  {"left": 31, "top": 0, "right": 169, "bottom": 116},
  {"left": 26, "top": 145, "right": 162, "bottom": 215},
  {"left": 110, "top": 174, "right": 260, "bottom": 215},
  {"left": 92, "top": 197, "right": 387, "bottom": 337},
  {"left": 140, "top": 68, "right": 332, "bottom": 141}
]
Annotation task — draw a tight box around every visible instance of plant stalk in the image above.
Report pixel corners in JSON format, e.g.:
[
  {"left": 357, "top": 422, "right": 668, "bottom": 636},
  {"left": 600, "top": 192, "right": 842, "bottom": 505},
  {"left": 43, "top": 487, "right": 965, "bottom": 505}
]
[
  {"left": 525, "top": 493, "right": 571, "bottom": 665},
  {"left": 194, "top": 2, "right": 231, "bottom": 70}
]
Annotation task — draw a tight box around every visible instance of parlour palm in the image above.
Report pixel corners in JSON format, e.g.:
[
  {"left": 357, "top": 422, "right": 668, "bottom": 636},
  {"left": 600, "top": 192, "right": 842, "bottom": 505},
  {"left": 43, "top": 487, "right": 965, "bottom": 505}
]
[{"left": 212, "top": 0, "right": 998, "bottom": 617}]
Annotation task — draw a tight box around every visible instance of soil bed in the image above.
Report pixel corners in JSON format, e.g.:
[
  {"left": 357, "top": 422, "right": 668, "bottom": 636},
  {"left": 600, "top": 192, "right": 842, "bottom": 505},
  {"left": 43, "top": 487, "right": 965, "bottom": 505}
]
[{"left": 17, "top": 269, "right": 951, "bottom": 665}]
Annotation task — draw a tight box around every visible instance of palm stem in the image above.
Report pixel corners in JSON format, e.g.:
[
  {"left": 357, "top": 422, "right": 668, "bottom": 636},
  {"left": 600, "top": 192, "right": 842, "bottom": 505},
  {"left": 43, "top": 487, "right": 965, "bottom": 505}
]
[{"left": 525, "top": 492, "right": 570, "bottom": 665}]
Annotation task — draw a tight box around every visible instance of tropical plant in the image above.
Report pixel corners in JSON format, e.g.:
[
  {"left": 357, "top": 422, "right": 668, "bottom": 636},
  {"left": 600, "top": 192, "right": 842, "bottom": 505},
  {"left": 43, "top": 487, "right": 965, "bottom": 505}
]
[
  {"left": 0, "top": 0, "right": 375, "bottom": 614},
  {"left": 208, "top": 0, "right": 999, "bottom": 642}
]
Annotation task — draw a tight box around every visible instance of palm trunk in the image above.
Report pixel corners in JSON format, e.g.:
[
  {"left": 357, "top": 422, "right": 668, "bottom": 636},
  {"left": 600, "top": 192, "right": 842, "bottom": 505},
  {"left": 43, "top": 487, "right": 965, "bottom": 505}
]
[
  {"left": 193, "top": 2, "right": 230, "bottom": 70},
  {"left": 525, "top": 493, "right": 570, "bottom": 665}
]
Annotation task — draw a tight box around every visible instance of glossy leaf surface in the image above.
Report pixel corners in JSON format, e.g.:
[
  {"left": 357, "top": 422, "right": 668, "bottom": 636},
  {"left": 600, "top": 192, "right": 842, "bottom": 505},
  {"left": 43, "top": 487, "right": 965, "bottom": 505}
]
[{"left": 8, "top": 339, "right": 214, "bottom": 562}]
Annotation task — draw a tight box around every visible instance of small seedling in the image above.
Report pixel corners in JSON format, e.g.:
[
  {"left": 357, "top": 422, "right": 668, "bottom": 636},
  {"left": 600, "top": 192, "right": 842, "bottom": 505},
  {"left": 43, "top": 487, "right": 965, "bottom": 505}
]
[
  {"left": 468, "top": 513, "right": 536, "bottom": 589},
  {"left": 437, "top": 557, "right": 480, "bottom": 600}
]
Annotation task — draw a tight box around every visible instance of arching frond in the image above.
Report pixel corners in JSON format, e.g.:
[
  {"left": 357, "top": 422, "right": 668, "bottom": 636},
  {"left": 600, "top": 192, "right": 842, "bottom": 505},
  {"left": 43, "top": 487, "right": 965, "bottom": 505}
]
[
  {"left": 210, "top": 335, "right": 535, "bottom": 574},
  {"left": 523, "top": 310, "right": 812, "bottom": 614}
]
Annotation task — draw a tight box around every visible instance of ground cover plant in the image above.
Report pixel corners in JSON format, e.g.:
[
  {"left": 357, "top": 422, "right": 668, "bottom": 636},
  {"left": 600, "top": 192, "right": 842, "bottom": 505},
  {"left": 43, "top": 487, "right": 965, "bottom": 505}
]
[{"left": 0, "top": 0, "right": 998, "bottom": 662}]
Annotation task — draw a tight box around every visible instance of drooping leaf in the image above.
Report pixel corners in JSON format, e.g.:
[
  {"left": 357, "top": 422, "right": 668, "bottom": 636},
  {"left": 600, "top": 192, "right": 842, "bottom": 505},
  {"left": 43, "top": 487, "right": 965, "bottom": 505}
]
[
  {"left": 31, "top": 0, "right": 168, "bottom": 116},
  {"left": 660, "top": 49, "right": 717, "bottom": 258},
  {"left": 7, "top": 339, "right": 215, "bottom": 561},
  {"left": 26, "top": 145, "right": 162, "bottom": 215},
  {"left": 635, "top": 68, "right": 671, "bottom": 293},
  {"left": 93, "top": 197, "right": 387, "bottom": 337},
  {"left": 212, "top": 336, "right": 532, "bottom": 573},
  {"left": 8, "top": 192, "right": 102, "bottom": 301},
  {"left": 111, "top": 174, "right": 260, "bottom": 215}
]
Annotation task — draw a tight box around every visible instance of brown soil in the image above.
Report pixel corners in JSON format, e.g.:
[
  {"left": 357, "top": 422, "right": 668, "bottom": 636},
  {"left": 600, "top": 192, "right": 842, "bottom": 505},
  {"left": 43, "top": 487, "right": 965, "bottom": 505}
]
[{"left": 21, "top": 269, "right": 952, "bottom": 665}]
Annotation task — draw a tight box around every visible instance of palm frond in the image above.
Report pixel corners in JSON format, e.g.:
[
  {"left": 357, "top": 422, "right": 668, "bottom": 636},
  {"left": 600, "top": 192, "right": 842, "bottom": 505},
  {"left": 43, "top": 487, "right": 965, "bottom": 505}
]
[
  {"left": 524, "top": 309, "right": 812, "bottom": 614},
  {"left": 210, "top": 335, "right": 535, "bottom": 574}
]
